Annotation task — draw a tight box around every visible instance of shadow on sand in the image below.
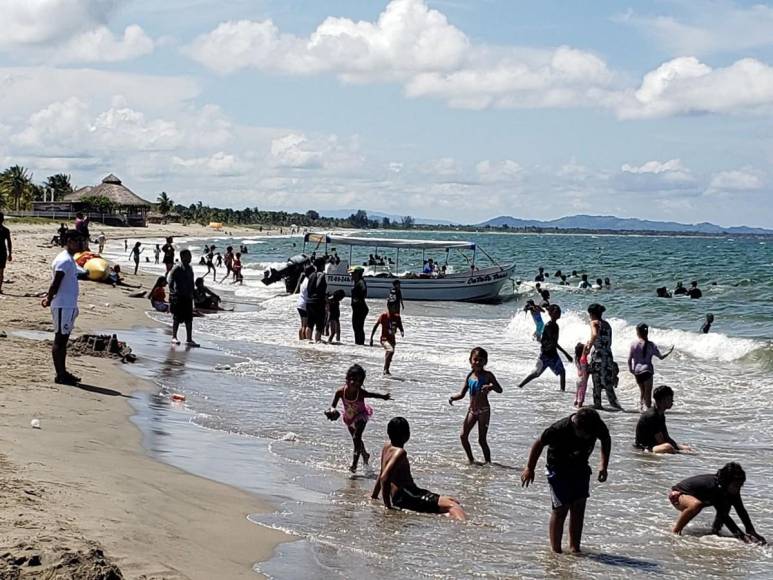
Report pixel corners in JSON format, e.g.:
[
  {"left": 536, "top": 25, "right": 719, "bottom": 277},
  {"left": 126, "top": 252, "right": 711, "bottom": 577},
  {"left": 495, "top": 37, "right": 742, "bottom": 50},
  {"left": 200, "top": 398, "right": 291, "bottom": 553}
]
[{"left": 71, "top": 382, "right": 132, "bottom": 398}]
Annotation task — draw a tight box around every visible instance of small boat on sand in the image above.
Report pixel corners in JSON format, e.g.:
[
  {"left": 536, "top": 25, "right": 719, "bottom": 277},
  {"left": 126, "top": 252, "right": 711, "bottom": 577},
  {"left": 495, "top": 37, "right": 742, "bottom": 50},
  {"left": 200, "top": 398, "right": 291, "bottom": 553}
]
[{"left": 303, "top": 233, "right": 515, "bottom": 302}]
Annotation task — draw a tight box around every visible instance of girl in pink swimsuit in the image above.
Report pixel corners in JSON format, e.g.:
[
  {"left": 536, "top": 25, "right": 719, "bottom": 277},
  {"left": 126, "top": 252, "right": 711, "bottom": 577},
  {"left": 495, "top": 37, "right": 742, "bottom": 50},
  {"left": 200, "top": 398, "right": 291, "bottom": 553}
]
[{"left": 328, "top": 364, "right": 391, "bottom": 473}]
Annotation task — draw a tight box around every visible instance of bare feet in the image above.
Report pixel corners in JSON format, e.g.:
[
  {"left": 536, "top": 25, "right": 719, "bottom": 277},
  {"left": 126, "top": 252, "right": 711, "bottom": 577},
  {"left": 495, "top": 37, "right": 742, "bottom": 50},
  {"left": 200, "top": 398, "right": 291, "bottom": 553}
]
[{"left": 171, "top": 337, "right": 181, "bottom": 345}]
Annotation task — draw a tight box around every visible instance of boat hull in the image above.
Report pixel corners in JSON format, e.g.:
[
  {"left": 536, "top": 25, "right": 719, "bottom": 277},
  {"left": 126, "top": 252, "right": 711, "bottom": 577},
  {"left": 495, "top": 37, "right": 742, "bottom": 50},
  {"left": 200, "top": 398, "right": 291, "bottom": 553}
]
[{"left": 325, "top": 265, "right": 515, "bottom": 302}]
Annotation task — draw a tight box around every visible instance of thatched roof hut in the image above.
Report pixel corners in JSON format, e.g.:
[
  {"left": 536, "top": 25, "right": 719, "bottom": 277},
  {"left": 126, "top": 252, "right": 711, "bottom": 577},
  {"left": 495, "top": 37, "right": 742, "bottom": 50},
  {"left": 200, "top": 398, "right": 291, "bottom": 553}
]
[{"left": 64, "top": 174, "right": 152, "bottom": 208}]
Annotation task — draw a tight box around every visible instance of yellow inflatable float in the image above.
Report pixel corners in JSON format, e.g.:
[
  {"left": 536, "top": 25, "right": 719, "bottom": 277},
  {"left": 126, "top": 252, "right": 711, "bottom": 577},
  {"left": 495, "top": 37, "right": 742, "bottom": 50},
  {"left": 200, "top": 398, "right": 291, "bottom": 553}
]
[{"left": 74, "top": 252, "right": 110, "bottom": 281}]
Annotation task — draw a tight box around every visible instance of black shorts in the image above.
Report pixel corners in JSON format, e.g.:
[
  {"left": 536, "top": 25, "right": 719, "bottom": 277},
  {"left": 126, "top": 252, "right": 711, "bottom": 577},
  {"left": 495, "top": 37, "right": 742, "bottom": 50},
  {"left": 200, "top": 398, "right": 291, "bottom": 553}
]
[
  {"left": 171, "top": 298, "right": 193, "bottom": 323},
  {"left": 392, "top": 485, "right": 440, "bottom": 514},
  {"left": 305, "top": 303, "right": 325, "bottom": 333},
  {"left": 547, "top": 466, "right": 591, "bottom": 509},
  {"left": 0, "top": 253, "right": 6, "bottom": 270},
  {"left": 635, "top": 372, "right": 654, "bottom": 386},
  {"left": 297, "top": 308, "right": 307, "bottom": 320}
]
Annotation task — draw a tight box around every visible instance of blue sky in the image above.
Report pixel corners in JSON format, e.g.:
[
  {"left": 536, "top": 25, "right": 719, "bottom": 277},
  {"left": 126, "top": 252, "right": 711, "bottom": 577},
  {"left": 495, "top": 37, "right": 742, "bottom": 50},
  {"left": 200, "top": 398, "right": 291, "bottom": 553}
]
[{"left": 1, "top": 0, "right": 772, "bottom": 226}]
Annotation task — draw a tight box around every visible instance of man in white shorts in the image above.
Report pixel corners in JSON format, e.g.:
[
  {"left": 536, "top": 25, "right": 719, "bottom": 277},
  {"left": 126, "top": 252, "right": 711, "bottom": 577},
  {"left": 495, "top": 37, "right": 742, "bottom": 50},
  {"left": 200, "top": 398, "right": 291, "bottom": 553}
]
[{"left": 42, "top": 230, "right": 85, "bottom": 385}]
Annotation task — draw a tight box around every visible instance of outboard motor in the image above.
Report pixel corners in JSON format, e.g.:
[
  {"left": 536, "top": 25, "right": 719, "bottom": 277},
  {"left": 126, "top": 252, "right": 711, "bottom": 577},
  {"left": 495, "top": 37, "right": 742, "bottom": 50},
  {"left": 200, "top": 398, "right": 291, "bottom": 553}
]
[{"left": 262, "top": 253, "right": 310, "bottom": 293}]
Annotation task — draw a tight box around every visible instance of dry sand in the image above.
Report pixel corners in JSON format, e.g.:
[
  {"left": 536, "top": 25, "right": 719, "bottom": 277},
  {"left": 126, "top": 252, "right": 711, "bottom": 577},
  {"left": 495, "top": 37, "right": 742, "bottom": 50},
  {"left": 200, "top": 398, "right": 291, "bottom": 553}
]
[{"left": 0, "top": 222, "right": 289, "bottom": 579}]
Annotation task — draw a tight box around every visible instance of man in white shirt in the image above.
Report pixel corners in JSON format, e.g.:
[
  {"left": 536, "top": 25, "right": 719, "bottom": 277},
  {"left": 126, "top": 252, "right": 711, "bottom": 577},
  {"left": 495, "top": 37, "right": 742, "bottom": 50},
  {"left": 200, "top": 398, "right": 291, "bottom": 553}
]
[{"left": 41, "top": 230, "right": 85, "bottom": 385}]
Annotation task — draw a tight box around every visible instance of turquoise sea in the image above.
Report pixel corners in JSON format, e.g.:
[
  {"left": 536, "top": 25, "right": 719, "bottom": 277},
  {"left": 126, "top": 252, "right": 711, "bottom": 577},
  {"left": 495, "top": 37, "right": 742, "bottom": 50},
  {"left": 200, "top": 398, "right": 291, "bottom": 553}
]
[{"left": 107, "top": 231, "right": 773, "bottom": 579}]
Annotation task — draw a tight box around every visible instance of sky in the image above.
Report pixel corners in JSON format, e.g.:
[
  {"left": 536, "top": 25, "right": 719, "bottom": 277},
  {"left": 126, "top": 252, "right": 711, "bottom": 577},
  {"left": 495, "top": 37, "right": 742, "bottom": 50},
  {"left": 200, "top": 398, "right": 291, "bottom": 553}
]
[{"left": 1, "top": 0, "right": 773, "bottom": 227}]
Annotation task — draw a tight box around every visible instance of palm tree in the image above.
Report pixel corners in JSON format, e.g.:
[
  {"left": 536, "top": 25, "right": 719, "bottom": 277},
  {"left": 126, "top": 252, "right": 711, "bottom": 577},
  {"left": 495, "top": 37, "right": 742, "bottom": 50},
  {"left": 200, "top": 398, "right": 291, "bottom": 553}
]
[
  {"left": 157, "top": 191, "right": 173, "bottom": 215},
  {"left": 0, "top": 165, "right": 33, "bottom": 210},
  {"left": 44, "top": 173, "right": 73, "bottom": 201}
]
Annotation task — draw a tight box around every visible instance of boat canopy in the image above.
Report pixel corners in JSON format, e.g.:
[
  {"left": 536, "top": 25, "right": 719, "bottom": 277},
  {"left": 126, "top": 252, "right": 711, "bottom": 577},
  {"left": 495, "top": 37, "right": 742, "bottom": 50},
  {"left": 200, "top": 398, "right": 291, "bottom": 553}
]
[{"left": 304, "top": 233, "right": 475, "bottom": 251}]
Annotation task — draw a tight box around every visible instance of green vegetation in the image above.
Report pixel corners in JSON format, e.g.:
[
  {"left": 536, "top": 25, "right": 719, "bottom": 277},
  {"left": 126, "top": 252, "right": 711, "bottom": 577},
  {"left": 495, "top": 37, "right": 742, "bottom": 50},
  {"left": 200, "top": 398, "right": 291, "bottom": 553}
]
[{"left": 0, "top": 165, "right": 73, "bottom": 209}]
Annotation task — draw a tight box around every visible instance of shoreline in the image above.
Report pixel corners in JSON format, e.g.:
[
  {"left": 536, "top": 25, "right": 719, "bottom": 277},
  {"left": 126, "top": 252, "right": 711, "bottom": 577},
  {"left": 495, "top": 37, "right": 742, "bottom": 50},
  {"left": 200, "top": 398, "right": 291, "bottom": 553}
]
[{"left": 0, "top": 223, "right": 290, "bottom": 579}]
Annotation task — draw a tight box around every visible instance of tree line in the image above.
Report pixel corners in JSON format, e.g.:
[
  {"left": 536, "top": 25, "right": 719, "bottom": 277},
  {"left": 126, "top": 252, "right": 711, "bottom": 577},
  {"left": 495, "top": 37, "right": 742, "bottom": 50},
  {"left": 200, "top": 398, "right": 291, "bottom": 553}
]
[{"left": 0, "top": 165, "right": 73, "bottom": 210}]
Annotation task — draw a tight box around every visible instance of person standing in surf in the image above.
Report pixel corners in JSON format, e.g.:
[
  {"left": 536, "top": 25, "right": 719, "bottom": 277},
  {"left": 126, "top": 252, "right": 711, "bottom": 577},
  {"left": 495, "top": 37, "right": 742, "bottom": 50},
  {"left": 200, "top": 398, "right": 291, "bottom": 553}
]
[
  {"left": 129, "top": 241, "right": 144, "bottom": 275},
  {"left": 168, "top": 249, "right": 198, "bottom": 347},
  {"left": 327, "top": 364, "right": 391, "bottom": 473},
  {"left": 584, "top": 303, "right": 622, "bottom": 410},
  {"left": 370, "top": 301, "right": 404, "bottom": 375},
  {"left": 449, "top": 347, "right": 502, "bottom": 464},
  {"left": 627, "top": 323, "right": 673, "bottom": 410},
  {"left": 521, "top": 407, "right": 611, "bottom": 554},
  {"left": 351, "top": 266, "right": 368, "bottom": 345},
  {"left": 518, "top": 304, "right": 573, "bottom": 391},
  {"left": 161, "top": 236, "right": 175, "bottom": 274}
]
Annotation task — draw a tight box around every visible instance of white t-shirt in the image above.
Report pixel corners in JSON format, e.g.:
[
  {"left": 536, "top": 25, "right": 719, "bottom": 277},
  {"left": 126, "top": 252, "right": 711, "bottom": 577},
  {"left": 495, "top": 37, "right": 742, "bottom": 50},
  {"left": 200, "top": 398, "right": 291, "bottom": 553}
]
[
  {"left": 51, "top": 250, "right": 79, "bottom": 308},
  {"left": 296, "top": 277, "right": 309, "bottom": 309}
]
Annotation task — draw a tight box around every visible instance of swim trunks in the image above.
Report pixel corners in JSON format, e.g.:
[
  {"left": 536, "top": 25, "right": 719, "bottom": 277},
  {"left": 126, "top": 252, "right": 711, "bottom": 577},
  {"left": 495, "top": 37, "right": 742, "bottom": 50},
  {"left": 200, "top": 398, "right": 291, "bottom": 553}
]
[
  {"left": 305, "top": 302, "right": 326, "bottom": 334},
  {"left": 297, "top": 308, "right": 307, "bottom": 320},
  {"left": 535, "top": 353, "right": 564, "bottom": 376},
  {"left": 547, "top": 465, "right": 591, "bottom": 509},
  {"left": 380, "top": 337, "right": 395, "bottom": 353},
  {"left": 392, "top": 485, "right": 440, "bottom": 514},
  {"left": 170, "top": 297, "right": 193, "bottom": 324}
]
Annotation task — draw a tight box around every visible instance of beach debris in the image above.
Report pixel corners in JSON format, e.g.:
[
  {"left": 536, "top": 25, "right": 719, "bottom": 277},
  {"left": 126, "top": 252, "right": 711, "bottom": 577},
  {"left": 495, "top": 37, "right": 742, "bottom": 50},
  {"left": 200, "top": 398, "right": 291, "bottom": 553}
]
[
  {"left": 30, "top": 419, "right": 41, "bottom": 429},
  {"left": 69, "top": 334, "right": 137, "bottom": 363},
  {"left": 280, "top": 432, "right": 298, "bottom": 442},
  {"left": 170, "top": 393, "right": 186, "bottom": 402},
  {"left": 0, "top": 330, "right": 6, "bottom": 338}
]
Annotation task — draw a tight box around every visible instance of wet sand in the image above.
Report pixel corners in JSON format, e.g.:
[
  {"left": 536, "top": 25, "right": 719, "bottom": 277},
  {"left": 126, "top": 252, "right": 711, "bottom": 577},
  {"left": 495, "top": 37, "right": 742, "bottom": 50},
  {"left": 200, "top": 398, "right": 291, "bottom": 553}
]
[{"left": 0, "top": 222, "right": 288, "bottom": 579}]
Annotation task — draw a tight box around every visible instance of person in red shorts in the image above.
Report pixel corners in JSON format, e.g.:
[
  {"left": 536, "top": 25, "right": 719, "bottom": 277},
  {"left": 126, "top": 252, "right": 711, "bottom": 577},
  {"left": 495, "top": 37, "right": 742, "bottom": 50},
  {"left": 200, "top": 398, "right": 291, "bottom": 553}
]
[{"left": 370, "top": 302, "right": 404, "bottom": 375}]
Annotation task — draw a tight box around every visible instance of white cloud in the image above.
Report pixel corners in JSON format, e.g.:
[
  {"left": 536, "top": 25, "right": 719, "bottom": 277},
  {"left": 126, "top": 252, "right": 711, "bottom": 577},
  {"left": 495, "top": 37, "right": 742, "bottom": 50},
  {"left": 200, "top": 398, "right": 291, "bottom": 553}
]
[
  {"left": 621, "top": 159, "right": 687, "bottom": 176},
  {"left": 0, "top": 0, "right": 154, "bottom": 63},
  {"left": 269, "top": 133, "right": 363, "bottom": 171},
  {"left": 706, "top": 169, "right": 764, "bottom": 193},
  {"left": 188, "top": 0, "right": 469, "bottom": 80},
  {"left": 188, "top": 0, "right": 614, "bottom": 110},
  {"left": 420, "top": 157, "right": 460, "bottom": 177},
  {"left": 475, "top": 159, "right": 522, "bottom": 183},
  {"left": 616, "top": 57, "right": 773, "bottom": 119},
  {"left": 0, "top": 68, "right": 200, "bottom": 118},
  {"left": 56, "top": 25, "right": 154, "bottom": 63},
  {"left": 617, "top": 3, "right": 773, "bottom": 56},
  {"left": 172, "top": 152, "right": 243, "bottom": 176}
]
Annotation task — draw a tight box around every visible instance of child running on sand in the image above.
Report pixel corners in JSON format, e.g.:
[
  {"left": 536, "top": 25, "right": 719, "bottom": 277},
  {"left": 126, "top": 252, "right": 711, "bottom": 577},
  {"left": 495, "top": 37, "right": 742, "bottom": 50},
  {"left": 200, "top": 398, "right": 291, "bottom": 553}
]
[
  {"left": 449, "top": 347, "right": 502, "bottom": 464},
  {"left": 670, "top": 462, "right": 766, "bottom": 544},
  {"left": 522, "top": 407, "right": 611, "bottom": 553},
  {"left": 327, "top": 364, "right": 391, "bottom": 473},
  {"left": 371, "top": 417, "right": 466, "bottom": 520},
  {"left": 524, "top": 299, "right": 545, "bottom": 341},
  {"left": 518, "top": 304, "right": 573, "bottom": 391},
  {"left": 574, "top": 342, "right": 589, "bottom": 407},
  {"left": 370, "top": 302, "right": 404, "bottom": 375}
]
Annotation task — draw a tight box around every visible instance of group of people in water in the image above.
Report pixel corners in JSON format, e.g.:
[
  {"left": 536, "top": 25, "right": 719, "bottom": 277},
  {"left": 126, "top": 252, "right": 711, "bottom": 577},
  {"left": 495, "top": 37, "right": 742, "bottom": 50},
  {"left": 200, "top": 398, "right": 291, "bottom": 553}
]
[{"left": 314, "top": 261, "right": 766, "bottom": 554}]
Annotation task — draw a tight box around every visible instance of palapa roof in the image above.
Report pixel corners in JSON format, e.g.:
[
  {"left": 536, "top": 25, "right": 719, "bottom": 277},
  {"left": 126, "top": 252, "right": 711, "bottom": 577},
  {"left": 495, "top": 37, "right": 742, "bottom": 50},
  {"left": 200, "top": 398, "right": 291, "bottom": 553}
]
[{"left": 63, "top": 174, "right": 152, "bottom": 207}]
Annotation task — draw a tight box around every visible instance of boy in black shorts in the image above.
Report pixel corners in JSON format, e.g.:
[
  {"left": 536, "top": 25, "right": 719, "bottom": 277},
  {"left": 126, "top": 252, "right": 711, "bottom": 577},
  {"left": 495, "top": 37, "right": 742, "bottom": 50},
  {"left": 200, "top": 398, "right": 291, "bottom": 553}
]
[
  {"left": 518, "top": 304, "right": 573, "bottom": 391},
  {"left": 521, "top": 407, "right": 611, "bottom": 553},
  {"left": 372, "top": 417, "right": 465, "bottom": 520}
]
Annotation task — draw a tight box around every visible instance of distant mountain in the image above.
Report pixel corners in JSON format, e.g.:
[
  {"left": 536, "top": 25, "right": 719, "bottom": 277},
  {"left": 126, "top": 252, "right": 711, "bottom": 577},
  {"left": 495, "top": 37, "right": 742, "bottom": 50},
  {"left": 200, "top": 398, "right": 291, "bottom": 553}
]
[
  {"left": 480, "top": 214, "right": 773, "bottom": 235},
  {"left": 319, "top": 209, "right": 457, "bottom": 226}
]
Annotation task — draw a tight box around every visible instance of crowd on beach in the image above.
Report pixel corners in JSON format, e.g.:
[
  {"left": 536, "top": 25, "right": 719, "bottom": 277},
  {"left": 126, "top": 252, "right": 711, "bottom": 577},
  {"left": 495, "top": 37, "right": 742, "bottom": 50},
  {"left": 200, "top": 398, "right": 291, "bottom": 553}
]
[{"left": 1, "top": 213, "right": 763, "bottom": 560}]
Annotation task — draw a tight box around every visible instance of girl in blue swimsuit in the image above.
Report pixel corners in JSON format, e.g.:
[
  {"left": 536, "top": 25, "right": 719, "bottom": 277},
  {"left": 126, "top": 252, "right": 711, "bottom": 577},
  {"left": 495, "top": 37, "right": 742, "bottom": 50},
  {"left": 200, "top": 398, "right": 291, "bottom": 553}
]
[{"left": 449, "top": 347, "right": 503, "bottom": 464}]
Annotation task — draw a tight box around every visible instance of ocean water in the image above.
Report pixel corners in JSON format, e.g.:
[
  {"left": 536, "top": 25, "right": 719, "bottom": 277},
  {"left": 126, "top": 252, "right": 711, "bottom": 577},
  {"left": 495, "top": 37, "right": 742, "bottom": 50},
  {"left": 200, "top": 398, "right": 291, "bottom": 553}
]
[{"left": 105, "top": 231, "right": 773, "bottom": 579}]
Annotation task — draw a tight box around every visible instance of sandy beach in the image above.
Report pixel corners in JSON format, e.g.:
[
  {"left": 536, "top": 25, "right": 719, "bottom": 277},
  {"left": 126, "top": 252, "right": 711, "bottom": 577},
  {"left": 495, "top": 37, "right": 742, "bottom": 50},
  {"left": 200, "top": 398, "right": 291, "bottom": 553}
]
[{"left": 0, "top": 221, "right": 288, "bottom": 579}]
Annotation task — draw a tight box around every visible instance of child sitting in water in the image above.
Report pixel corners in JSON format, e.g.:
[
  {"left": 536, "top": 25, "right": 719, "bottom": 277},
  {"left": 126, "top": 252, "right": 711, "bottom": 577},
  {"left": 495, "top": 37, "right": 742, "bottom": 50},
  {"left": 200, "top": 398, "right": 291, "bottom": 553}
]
[
  {"left": 524, "top": 299, "right": 545, "bottom": 341},
  {"left": 327, "top": 364, "right": 391, "bottom": 473},
  {"left": 326, "top": 289, "right": 345, "bottom": 344},
  {"left": 670, "top": 462, "right": 766, "bottom": 544},
  {"left": 371, "top": 417, "right": 466, "bottom": 520},
  {"left": 370, "top": 302, "right": 404, "bottom": 375},
  {"left": 449, "top": 347, "right": 503, "bottom": 464},
  {"left": 574, "top": 342, "right": 589, "bottom": 407}
]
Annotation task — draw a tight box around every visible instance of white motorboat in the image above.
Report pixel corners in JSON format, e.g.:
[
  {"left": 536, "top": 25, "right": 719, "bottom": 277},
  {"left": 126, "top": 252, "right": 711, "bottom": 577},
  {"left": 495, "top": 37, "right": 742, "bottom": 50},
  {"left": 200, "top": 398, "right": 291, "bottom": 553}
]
[{"left": 304, "top": 233, "right": 515, "bottom": 302}]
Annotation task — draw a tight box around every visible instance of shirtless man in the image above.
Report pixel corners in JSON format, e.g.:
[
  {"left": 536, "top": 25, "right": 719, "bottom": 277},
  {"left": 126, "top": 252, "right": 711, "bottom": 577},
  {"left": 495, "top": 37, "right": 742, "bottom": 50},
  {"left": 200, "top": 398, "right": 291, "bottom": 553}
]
[{"left": 371, "top": 417, "right": 465, "bottom": 520}]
